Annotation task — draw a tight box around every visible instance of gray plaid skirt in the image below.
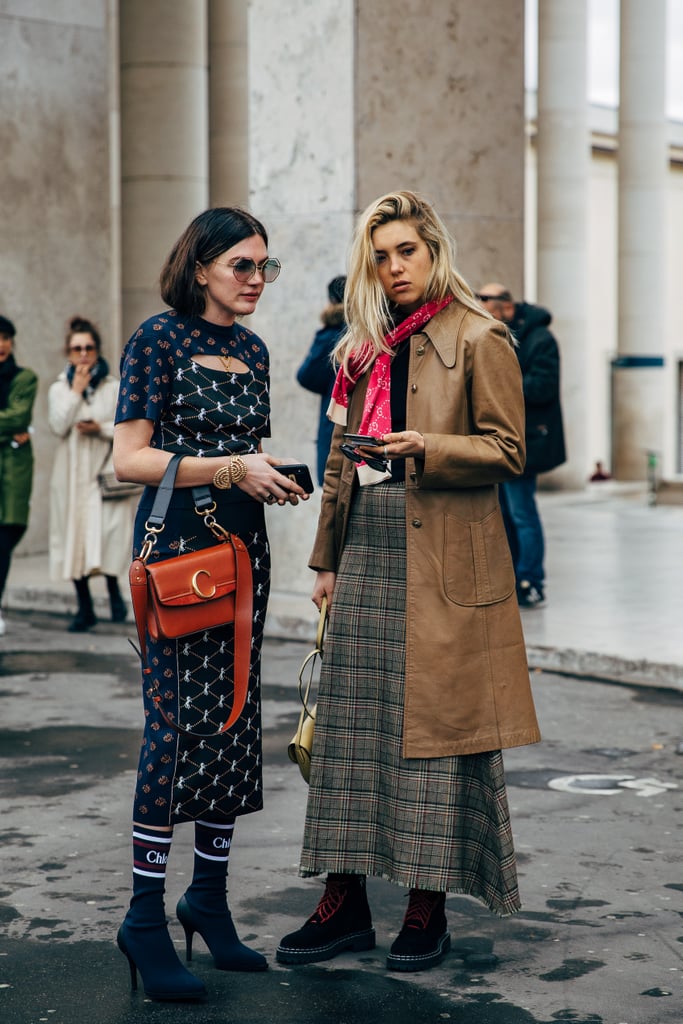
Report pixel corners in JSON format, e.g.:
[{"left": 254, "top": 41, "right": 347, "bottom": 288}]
[{"left": 300, "top": 482, "right": 521, "bottom": 916}]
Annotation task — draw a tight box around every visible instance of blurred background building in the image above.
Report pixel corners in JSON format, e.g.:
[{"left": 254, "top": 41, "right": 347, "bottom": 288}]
[{"left": 0, "top": 0, "right": 680, "bottom": 634}]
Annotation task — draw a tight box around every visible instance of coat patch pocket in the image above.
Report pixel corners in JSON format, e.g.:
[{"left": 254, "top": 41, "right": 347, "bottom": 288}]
[{"left": 443, "top": 506, "right": 516, "bottom": 607}]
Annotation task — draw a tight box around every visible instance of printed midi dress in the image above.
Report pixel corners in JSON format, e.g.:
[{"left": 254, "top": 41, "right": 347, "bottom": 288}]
[{"left": 115, "top": 311, "right": 271, "bottom": 826}]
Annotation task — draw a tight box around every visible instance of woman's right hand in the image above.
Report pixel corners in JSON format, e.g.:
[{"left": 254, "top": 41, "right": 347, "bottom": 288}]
[
  {"left": 71, "top": 364, "right": 91, "bottom": 395},
  {"left": 312, "top": 571, "right": 336, "bottom": 611},
  {"left": 238, "top": 453, "right": 308, "bottom": 505}
]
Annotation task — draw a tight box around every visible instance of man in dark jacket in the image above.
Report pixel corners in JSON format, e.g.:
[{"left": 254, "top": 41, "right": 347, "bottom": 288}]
[
  {"left": 296, "top": 276, "right": 346, "bottom": 485},
  {"left": 478, "top": 285, "right": 566, "bottom": 608}
]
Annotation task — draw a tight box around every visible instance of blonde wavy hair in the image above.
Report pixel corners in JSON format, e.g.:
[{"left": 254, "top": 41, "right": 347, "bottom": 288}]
[{"left": 335, "top": 190, "right": 489, "bottom": 376}]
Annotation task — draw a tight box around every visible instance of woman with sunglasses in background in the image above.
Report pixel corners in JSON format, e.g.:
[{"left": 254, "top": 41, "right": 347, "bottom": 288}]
[
  {"left": 48, "top": 315, "right": 132, "bottom": 631},
  {"left": 277, "top": 191, "right": 541, "bottom": 973},
  {"left": 112, "top": 207, "right": 308, "bottom": 1002}
]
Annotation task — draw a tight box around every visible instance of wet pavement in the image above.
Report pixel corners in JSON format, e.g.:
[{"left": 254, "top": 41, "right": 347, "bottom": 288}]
[{"left": 0, "top": 610, "right": 681, "bottom": 1024}]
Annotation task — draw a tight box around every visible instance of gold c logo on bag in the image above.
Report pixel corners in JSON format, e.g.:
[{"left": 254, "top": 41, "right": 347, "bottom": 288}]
[{"left": 191, "top": 569, "right": 216, "bottom": 599}]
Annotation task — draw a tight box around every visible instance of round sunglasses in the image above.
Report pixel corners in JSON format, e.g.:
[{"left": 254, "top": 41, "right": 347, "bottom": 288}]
[{"left": 213, "top": 257, "right": 282, "bottom": 284}]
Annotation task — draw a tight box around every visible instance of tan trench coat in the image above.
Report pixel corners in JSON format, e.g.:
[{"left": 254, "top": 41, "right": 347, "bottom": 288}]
[
  {"left": 310, "top": 300, "right": 541, "bottom": 758},
  {"left": 48, "top": 373, "right": 135, "bottom": 581}
]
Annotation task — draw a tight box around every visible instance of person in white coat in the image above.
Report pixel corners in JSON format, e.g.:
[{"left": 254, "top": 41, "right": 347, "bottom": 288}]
[{"left": 48, "top": 316, "right": 134, "bottom": 631}]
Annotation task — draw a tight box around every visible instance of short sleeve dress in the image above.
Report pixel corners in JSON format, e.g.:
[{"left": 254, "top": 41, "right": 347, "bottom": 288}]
[{"left": 115, "top": 311, "right": 271, "bottom": 826}]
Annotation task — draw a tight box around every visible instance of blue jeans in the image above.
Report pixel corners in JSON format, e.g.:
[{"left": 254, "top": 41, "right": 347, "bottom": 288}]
[{"left": 499, "top": 476, "right": 545, "bottom": 590}]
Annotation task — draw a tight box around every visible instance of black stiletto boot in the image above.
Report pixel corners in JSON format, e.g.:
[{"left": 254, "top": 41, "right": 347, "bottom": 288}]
[
  {"left": 117, "top": 888, "right": 206, "bottom": 1001},
  {"left": 176, "top": 891, "right": 267, "bottom": 971}
]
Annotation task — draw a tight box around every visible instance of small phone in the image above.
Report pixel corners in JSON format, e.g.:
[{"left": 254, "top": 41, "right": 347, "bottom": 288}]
[
  {"left": 343, "top": 433, "right": 384, "bottom": 447},
  {"left": 275, "top": 463, "right": 314, "bottom": 494}
]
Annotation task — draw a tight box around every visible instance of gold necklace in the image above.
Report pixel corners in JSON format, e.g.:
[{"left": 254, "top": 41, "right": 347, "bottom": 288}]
[{"left": 219, "top": 353, "right": 233, "bottom": 373}]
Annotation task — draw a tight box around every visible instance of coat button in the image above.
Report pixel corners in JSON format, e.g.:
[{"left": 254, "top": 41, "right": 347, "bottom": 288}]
[
  {"left": 411, "top": 518, "right": 422, "bottom": 528},
  {"left": 416, "top": 345, "right": 425, "bottom": 355},
  {"left": 410, "top": 383, "right": 417, "bottom": 393}
]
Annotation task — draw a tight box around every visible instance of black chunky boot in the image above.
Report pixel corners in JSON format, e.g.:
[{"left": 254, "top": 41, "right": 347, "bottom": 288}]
[
  {"left": 276, "top": 874, "right": 375, "bottom": 964},
  {"left": 386, "top": 889, "right": 450, "bottom": 972}
]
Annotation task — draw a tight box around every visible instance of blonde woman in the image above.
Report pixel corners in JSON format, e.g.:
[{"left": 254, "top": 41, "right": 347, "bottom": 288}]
[{"left": 277, "top": 191, "right": 541, "bottom": 973}]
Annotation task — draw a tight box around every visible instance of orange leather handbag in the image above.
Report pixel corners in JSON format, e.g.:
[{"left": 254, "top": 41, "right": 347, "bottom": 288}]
[{"left": 129, "top": 454, "right": 253, "bottom": 737}]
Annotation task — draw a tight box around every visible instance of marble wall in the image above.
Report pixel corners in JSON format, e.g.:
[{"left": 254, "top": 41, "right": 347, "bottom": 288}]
[
  {"left": 0, "top": 0, "right": 112, "bottom": 549},
  {"left": 356, "top": 0, "right": 526, "bottom": 294},
  {"left": 247, "top": 0, "right": 356, "bottom": 635}
]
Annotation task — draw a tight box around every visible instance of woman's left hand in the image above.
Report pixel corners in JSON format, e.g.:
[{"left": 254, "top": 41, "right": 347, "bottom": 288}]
[{"left": 361, "top": 430, "right": 425, "bottom": 460}]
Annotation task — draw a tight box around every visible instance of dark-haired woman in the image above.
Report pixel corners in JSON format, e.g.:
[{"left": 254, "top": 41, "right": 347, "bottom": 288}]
[
  {"left": 0, "top": 315, "right": 38, "bottom": 637},
  {"left": 48, "top": 316, "right": 132, "bottom": 631},
  {"left": 112, "top": 207, "right": 308, "bottom": 1002}
]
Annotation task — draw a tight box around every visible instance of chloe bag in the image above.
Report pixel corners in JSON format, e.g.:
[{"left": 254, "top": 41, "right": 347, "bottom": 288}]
[
  {"left": 288, "top": 596, "right": 327, "bottom": 783},
  {"left": 129, "top": 454, "right": 253, "bottom": 737}
]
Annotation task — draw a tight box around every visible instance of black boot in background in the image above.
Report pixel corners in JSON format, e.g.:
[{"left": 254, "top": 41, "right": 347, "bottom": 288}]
[
  {"left": 107, "top": 574, "right": 127, "bottom": 622},
  {"left": 68, "top": 576, "right": 97, "bottom": 632}
]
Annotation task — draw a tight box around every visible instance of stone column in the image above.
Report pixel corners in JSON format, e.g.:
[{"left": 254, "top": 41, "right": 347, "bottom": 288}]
[
  {"left": 107, "top": 0, "right": 122, "bottom": 354},
  {"left": 612, "top": 0, "right": 667, "bottom": 480},
  {"left": 247, "top": 0, "right": 356, "bottom": 637},
  {"left": 536, "top": 0, "right": 589, "bottom": 488},
  {"left": 119, "top": 0, "right": 209, "bottom": 339},
  {"left": 208, "top": 1, "right": 248, "bottom": 207}
]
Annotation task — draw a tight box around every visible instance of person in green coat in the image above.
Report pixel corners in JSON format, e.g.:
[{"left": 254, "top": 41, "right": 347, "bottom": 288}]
[{"left": 0, "top": 315, "right": 38, "bottom": 636}]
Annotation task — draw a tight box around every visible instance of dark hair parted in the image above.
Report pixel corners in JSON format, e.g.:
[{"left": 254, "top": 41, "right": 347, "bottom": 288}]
[
  {"left": 65, "top": 315, "right": 102, "bottom": 354},
  {"left": 160, "top": 207, "right": 270, "bottom": 317},
  {"left": 0, "top": 315, "right": 16, "bottom": 338}
]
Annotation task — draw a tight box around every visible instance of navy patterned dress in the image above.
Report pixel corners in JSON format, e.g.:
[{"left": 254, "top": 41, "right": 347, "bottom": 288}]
[{"left": 115, "top": 311, "right": 271, "bottom": 826}]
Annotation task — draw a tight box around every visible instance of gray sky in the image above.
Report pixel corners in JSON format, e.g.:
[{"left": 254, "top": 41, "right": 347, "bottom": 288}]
[{"left": 526, "top": 0, "right": 683, "bottom": 120}]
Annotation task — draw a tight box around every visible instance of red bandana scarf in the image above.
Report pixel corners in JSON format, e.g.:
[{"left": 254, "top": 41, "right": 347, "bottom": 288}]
[
  {"left": 327, "top": 297, "right": 452, "bottom": 485},
  {"left": 328, "top": 297, "right": 452, "bottom": 430}
]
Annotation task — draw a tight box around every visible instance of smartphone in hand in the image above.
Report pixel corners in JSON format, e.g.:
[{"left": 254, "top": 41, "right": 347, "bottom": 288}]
[
  {"left": 343, "top": 433, "right": 384, "bottom": 447},
  {"left": 275, "top": 463, "right": 314, "bottom": 493}
]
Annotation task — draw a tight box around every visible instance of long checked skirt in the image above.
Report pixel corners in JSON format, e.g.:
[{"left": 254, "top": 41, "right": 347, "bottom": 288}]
[
  {"left": 300, "top": 482, "right": 521, "bottom": 916},
  {"left": 131, "top": 486, "right": 269, "bottom": 827}
]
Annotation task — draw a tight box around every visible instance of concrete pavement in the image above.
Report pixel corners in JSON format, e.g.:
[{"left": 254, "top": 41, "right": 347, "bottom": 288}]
[
  {"left": 4, "top": 482, "right": 683, "bottom": 690},
  {"left": 0, "top": 607, "right": 681, "bottom": 1023}
]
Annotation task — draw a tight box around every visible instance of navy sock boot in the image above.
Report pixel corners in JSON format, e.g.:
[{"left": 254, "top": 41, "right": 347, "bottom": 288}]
[
  {"left": 117, "top": 826, "right": 206, "bottom": 1001},
  {"left": 176, "top": 819, "right": 267, "bottom": 972}
]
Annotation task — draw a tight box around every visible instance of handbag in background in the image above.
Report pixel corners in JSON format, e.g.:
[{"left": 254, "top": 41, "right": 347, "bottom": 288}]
[
  {"left": 98, "top": 470, "right": 144, "bottom": 500},
  {"left": 97, "top": 445, "right": 143, "bottom": 500}
]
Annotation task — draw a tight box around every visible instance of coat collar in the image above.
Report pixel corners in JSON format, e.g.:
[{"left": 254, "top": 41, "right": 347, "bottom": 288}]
[{"left": 420, "top": 299, "right": 468, "bottom": 368}]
